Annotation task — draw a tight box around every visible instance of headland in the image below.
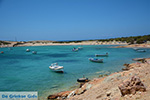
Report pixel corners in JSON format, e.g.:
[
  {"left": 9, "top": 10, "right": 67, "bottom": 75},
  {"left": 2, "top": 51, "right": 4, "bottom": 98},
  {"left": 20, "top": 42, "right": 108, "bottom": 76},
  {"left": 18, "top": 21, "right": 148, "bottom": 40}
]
[{"left": 48, "top": 58, "right": 150, "bottom": 100}]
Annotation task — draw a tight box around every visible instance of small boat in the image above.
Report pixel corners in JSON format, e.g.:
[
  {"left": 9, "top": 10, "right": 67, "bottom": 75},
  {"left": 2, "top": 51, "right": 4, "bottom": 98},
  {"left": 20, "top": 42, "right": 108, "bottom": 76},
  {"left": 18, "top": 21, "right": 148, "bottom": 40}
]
[
  {"left": 133, "top": 48, "right": 139, "bottom": 51},
  {"left": 77, "top": 78, "right": 89, "bottom": 82},
  {"left": 72, "top": 48, "right": 78, "bottom": 52},
  {"left": 32, "top": 51, "right": 37, "bottom": 54},
  {"left": 26, "top": 49, "right": 30, "bottom": 52},
  {"left": 95, "top": 53, "right": 108, "bottom": 57},
  {"left": 77, "top": 47, "right": 83, "bottom": 50},
  {"left": 133, "top": 48, "right": 146, "bottom": 52},
  {"left": 89, "top": 58, "right": 103, "bottom": 63},
  {"left": 49, "top": 63, "right": 64, "bottom": 73},
  {"left": 136, "top": 49, "right": 146, "bottom": 52}
]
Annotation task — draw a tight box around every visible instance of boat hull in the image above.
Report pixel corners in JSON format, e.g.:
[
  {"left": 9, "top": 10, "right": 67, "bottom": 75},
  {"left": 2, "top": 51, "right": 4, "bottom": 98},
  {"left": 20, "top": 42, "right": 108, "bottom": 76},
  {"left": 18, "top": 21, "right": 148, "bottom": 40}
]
[
  {"left": 51, "top": 69, "right": 64, "bottom": 73},
  {"left": 136, "top": 50, "right": 146, "bottom": 52},
  {"left": 49, "top": 68, "right": 64, "bottom": 73},
  {"left": 49, "top": 65, "right": 64, "bottom": 73},
  {"left": 77, "top": 78, "right": 88, "bottom": 82},
  {"left": 89, "top": 58, "right": 103, "bottom": 63},
  {"left": 95, "top": 54, "right": 108, "bottom": 57}
]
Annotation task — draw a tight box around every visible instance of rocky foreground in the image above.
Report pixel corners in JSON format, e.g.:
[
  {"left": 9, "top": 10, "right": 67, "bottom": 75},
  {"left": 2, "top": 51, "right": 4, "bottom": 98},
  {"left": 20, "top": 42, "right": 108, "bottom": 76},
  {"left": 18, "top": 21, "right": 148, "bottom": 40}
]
[{"left": 48, "top": 58, "right": 150, "bottom": 100}]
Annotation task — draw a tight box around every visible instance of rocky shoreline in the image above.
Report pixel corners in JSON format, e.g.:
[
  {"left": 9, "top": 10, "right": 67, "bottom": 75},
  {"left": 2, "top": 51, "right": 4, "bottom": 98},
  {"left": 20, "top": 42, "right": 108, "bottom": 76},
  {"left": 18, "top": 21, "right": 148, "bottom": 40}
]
[
  {"left": 116, "top": 44, "right": 150, "bottom": 48},
  {"left": 47, "top": 58, "right": 150, "bottom": 100}
]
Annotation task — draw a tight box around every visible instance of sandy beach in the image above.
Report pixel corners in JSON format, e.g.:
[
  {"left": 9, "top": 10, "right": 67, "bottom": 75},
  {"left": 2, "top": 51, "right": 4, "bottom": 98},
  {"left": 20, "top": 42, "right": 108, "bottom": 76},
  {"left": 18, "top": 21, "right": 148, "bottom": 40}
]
[
  {"left": 48, "top": 58, "right": 150, "bottom": 100},
  {"left": 1, "top": 40, "right": 150, "bottom": 49},
  {"left": 0, "top": 40, "right": 127, "bottom": 48}
]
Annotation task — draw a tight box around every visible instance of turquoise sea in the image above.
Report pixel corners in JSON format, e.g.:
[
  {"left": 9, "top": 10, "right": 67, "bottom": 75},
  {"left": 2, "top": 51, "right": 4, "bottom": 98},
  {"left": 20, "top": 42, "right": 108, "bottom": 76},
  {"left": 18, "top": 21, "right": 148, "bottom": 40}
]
[{"left": 0, "top": 45, "right": 150, "bottom": 99}]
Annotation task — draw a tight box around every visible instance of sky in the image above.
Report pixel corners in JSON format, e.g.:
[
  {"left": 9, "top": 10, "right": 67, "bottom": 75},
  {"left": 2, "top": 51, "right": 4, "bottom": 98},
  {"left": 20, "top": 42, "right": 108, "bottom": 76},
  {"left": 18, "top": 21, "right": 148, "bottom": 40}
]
[{"left": 0, "top": 0, "right": 150, "bottom": 41}]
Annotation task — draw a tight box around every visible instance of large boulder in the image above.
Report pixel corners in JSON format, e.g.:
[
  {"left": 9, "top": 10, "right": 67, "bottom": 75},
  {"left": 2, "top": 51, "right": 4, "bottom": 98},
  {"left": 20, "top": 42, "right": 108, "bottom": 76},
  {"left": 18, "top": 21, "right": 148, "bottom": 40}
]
[
  {"left": 118, "top": 76, "right": 146, "bottom": 96},
  {"left": 47, "top": 94, "right": 59, "bottom": 99},
  {"left": 47, "top": 91, "right": 72, "bottom": 99},
  {"left": 75, "top": 83, "right": 92, "bottom": 95}
]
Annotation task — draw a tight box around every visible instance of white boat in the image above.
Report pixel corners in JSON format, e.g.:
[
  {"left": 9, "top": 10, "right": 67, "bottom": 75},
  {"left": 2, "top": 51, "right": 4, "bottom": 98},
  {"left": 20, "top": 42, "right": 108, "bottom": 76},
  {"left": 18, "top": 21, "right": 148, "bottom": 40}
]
[
  {"left": 49, "top": 63, "right": 64, "bottom": 73},
  {"left": 77, "top": 47, "right": 83, "bottom": 50},
  {"left": 89, "top": 58, "right": 103, "bottom": 63},
  {"left": 95, "top": 53, "right": 108, "bottom": 57},
  {"left": 133, "top": 48, "right": 139, "bottom": 51},
  {"left": 133, "top": 48, "right": 146, "bottom": 52},
  {"left": 32, "top": 51, "right": 37, "bottom": 54},
  {"left": 26, "top": 49, "right": 30, "bottom": 52},
  {"left": 72, "top": 48, "right": 78, "bottom": 52},
  {"left": 136, "top": 49, "right": 146, "bottom": 52}
]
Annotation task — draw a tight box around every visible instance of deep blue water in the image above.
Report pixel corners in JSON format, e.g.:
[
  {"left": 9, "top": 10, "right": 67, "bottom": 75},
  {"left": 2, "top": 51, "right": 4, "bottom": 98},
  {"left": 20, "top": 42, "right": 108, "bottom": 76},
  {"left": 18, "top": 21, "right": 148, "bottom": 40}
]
[{"left": 0, "top": 45, "right": 150, "bottom": 99}]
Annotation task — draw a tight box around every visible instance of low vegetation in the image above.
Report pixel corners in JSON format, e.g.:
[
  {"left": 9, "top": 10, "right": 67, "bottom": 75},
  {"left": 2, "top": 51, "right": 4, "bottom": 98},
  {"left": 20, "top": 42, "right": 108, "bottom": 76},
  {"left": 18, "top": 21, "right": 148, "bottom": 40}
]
[
  {"left": 97, "top": 35, "right": 150, "bottom": 44},
  {"left": 52, "top": 35, "right": 150, "bottom": 44},
  {"left": 0, "top": 41, "right": 11, "bottom": 45}
]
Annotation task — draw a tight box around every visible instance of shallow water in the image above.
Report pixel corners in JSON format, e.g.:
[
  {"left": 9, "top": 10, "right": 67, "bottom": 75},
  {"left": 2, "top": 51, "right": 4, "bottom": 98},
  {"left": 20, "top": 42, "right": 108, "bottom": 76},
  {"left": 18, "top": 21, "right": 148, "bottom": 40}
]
[{"left": 0, "top": 45, "right": 150, "bottom": 99}]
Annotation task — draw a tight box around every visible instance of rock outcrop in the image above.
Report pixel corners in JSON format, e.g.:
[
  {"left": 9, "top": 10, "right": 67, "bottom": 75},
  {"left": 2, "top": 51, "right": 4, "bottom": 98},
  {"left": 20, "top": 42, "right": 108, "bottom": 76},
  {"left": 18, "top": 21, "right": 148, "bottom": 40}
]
[
  {"left": 118, "top": 76, "right": 146, "bottom": 96},
  {"left": 47, "top": 91, "right": 72, "bottom": 99},
  {"left": 47, "top": 83, "right": 92, "bottom": 99}
]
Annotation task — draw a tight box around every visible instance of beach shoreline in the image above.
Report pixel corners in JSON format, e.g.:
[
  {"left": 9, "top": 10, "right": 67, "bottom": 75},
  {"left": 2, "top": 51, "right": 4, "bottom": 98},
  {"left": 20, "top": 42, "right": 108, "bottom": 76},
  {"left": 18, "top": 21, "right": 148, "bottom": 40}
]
[
  {"left": 1, "top": 40, "right": 150, "bottom": 48},
  {"left": 0, "top": 40, "right": 127, "bottom": 48}
]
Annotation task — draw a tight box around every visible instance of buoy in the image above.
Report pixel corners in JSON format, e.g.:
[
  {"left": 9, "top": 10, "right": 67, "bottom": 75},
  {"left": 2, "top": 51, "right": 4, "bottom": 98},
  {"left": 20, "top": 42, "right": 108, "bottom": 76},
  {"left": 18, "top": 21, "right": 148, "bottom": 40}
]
[{"left": 1, "top": 51, "right": 4, "bottom": 54}]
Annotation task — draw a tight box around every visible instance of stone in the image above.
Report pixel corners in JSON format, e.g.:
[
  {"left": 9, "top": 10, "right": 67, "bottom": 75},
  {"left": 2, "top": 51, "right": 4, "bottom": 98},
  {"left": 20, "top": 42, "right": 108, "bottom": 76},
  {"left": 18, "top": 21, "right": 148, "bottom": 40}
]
[
  {"left": 103, "top": 73, "right": 121, "bottom": 83},
  {"left": 106, "top": 91, "right": 111, "bottom": 96},
  {"left": 75, "top": 83, "right": 92, "bottom": 95},
  {"left": 122, "top": 67, "right": 129, "bottom": 71},
  {"left": 123, "top": 81, "right": 130, "bottom": 87},
  {"left": 67, "top": 91, "right": 75, "bottom": 98},
  {"left": 118, "top": 76, "right": 146, "bottom": 96},
  {"left": 135, "top": 94, "right": 141, "bottom": 99},
  {"left": 99, "top": 75, "right": 103, "bottom": 77},
  {"left": 86, "top": 83, "right": 92, "bottom": 90},
  {"left": 47, "top": 94, "right": 59, "bottom": 99},
  {"left": 130, "top": 87, "right": 136, "bottom": 95},
  {"left": 60, "top": 91, "right": 72, "bottom": 97},
  {"left": 47, "top": 91, "right": 72, "bottom": 99}
]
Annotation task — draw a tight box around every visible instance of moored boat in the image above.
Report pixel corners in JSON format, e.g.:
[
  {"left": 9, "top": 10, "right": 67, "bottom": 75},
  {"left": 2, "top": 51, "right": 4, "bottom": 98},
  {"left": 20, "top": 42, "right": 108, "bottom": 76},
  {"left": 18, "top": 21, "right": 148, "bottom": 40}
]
[
  {"left": 26, "top": 49, "right": 30, "bottom": 52},
  {"left": 32, "top": 51, "right": 37, "bottom": 54},
  {"left": 49, "top": 63, "right": 64, "bottom": 73},
  {"left": 89, "top": 58, "right": 103, "bottom": 63},
  {"left": 133, "top": 48, "right": 139, "bottom": 51},
  {"left": 77, "top": 47, "right": 83, "bottom": 50},
  {"left": 136, "top": 49, "right": 146, "bottom": 52},
  {"left": 133, "top": 48, "right": 146, "bottom": 52},
  {"left": 77, "top": 78, "right": 89, "bottom": 82},
  {"left": 72, "top": 48, "right": 78, "bottom": 52},
  {"left": 95, "top": 53, "right": 108, "bottom": 57}
]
